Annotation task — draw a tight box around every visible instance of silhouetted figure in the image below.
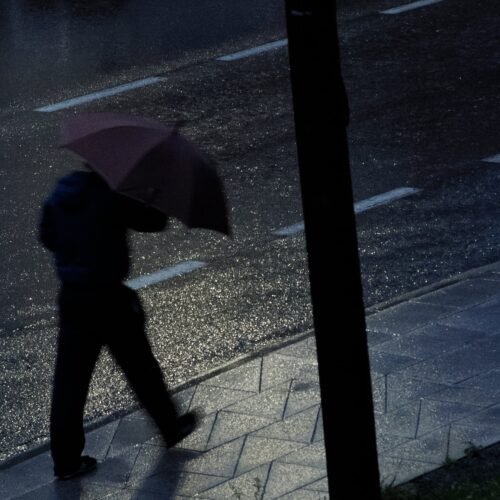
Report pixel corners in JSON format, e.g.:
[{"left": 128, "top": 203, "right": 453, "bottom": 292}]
[{"left": 39, "top": 169, "right": 197, "bottom": 480}]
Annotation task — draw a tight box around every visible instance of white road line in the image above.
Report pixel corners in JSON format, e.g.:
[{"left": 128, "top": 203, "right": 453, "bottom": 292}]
[
  {"left": 34, "top": 76, "right": 166, "bottom": 112},
  {"left": 272, "top": 187, "right": 421, "bottom": 237},
  {"left": 273, "top": 222, "right": 305, "bottom": 237},
  {"left": 35, "top": 38, "right": 289, "bottom": 110},
  {"left": 217, "top": 39, "right": 288, "bottom": 62},
  {"left": 380, "top": 0, "right": 444, "bottom": 15},
  {"left": 126, "top": 260, "right": 207, "bottom": 290},
  {"left": 482, "top": 153, "right": 500, "bottom": 164},
  {"left": 355, "top": 187, "right": 421, "bottom": 213}
]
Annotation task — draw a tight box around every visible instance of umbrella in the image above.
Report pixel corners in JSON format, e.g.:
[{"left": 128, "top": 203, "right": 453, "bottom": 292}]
[{"left": 60, "top": 112, "right": 230, "bottom": 235}]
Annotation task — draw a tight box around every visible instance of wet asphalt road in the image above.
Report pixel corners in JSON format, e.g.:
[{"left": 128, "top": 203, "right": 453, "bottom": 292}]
[
  {"left": 1, "top": 0, "right": 500, "bottom": 462},
  {"left": 0, "top": 0, "right": 285, "bottom": 109}
]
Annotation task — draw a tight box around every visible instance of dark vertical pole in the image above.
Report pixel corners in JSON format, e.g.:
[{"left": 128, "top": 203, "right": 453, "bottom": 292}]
[{"left": 284, "top": 1, "right": 381, "bottom": 499}]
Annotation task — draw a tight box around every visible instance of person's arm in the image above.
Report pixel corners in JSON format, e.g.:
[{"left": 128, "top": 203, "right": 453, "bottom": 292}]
[{"left": 115, "top": 194, "right": 168, "bottom": 232}]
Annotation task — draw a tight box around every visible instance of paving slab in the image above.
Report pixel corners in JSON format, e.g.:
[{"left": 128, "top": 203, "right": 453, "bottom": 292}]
[
  {"left": 379, "top": 455, "right": 439, "bottom": 486},
  {"left": 263, "top": 461, "right": 326, "bottom": 498},
  {"left": 225, "top": 381, "right": 291, "bottom": 420},
  {"left": 385, "top": 375, "right": 448, "bottom": 413},
  {"left": 235, "top": 436, "right": 306, "bottom": 476},
  {"left": 200, "top": 463, "right": 270, "bottom": 499},
  {"left": 14, "top": 480, "right": 119, "bottom": 500},
  {"left": 383, "top": 427, "right": 450, "bottom": 465},
  {"left": 447, "top": 423, "right": 500, "bottom": 461},
  {"left": 413, "top": 278, "right": 500, "bottom": 309},
  {"left": 366, "top": 301, "right": 459, "bottom": 336}
]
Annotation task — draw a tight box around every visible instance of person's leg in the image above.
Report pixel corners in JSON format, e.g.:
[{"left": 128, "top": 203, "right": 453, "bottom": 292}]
[
  {"left": 106, "top": 286, "right": 194, "bottom": 443},
  {"left": 50, "top": 287, "right": 101, "bottom": 476}
]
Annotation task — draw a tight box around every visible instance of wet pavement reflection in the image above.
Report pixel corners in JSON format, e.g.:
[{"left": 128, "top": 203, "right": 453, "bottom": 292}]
[{"left": 1, "top": 0, "right": 285, "bottom": 108}]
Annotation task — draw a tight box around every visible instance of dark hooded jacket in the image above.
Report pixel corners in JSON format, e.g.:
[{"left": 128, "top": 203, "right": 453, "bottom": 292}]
[{"left": 39, "top": 171, "right": 167, "bottom": 285}]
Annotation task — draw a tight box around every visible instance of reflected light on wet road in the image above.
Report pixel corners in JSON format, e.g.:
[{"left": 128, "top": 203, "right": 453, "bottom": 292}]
[{"left": 1, "top": 0, "right": 285, "bottom": 108}]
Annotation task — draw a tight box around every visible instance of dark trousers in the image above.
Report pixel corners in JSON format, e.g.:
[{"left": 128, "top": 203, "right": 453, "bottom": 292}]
[{"left": 50, "top": 283, "right": 178, "bottom": 473}]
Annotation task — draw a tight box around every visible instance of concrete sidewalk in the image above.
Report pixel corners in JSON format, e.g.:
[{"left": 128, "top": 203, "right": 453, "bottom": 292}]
[{"left": 3, "top": 262, "right": 500, "bottom": 498}]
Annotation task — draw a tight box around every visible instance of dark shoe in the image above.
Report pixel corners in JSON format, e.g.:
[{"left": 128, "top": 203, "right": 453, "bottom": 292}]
[
  {"left": 165, "top": 411, "right": 199, "bottom": 448},
  {"left": 55, "top": 455, "right": 97, "bottom": 480}
]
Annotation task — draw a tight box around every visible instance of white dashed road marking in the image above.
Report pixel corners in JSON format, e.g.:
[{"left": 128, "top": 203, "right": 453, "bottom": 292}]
[
  {"left": 34, "top": 76, "right": 166, "bottom": 112},
  {"left": 34, "top": 39, "right": 291, "bottom": 111},
  {"left": 126, "top": 261, "right": 207, "bottom": 290},
  {"left": 380, "top": 0, "right": 444, "bottom": 15},
  {"left": 217, "top": 39, "right": 288, "bottom": 62},
  {"left": 482, "top": 154, "right": 500, "bottom": 164},
  {"left": 355, "top": 187, "right": 421, "bottom": 213},
  {"left": 272, "top": 187, "right": 421, "bottom": 237},
  {"left": 273, "top": 222, "right": 306, "bottom": 238}
]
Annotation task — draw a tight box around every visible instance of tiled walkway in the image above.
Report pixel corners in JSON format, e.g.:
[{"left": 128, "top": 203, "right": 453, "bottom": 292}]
[{"left": 3, "top": 263, "right": 500, "bottom": 498}]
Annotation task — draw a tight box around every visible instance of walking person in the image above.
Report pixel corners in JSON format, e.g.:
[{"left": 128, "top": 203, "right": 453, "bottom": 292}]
[
  {"left": 39, "top": 169, "right": 198, "bottom": 479},
  {"left": 40, "top": 112, "right": 229, "bottom": 479}
]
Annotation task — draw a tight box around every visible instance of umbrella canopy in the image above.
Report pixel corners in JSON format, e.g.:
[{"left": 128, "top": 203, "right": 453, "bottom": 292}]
[{"left": 60, "top": 112, "right": 230, "bottom": 235}]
